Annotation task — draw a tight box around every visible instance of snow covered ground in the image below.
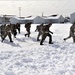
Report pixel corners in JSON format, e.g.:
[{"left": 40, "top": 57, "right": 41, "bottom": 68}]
[{"left": 0, "top": 23, "right": 75, "bottom": 75}]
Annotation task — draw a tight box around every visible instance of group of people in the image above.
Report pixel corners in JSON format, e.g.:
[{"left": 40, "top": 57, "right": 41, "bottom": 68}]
[
  {"left": 25, "top": 22, "right": 54, "bottom": 45},
  {"left": 0, "top": 22, "right": 32, "bottom": 43},
  {"left": 0, "top": 23, "right": 20, "bottom": 42},
  {"left": 0, "top": 22, "right": 53, "bottom": 45},
  {"left": 35, "top": 23, "right": 53, "bottom": 45},
  {"left": 25, "top": 22, "right": 75, "bottom": 45},
  {"left": 0, "top": 21, "right": 75, "bottom": 45}
]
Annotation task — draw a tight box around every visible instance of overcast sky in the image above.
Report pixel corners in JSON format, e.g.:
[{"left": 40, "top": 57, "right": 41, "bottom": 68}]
[{"left": 0, "top": 0, "right": 74, "bottom": 17}]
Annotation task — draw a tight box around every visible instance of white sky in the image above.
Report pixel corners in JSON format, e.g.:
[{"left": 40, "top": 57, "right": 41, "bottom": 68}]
[{"left": 0, "top": 0, "right": 74, "bottom": 17}]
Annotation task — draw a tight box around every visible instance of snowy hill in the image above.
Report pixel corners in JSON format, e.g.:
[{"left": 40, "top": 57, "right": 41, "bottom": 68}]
[{"left": 1, "top": 23, "right": 75, "bottom": 75}]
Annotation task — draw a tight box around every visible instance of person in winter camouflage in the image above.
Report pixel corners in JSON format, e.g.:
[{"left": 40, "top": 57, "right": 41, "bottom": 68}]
[
  {"left": 0, "top": 24, "right": 6, "bottom": 39},
  {"left": 11, "top": 24, "right": 17, "bottom": 38},
  {"left": 1, "top": 24, "right": 13, "bottom": 42},
  {"left": 40, "top": 23, "right": 53, "bottom": 45},
  {"left": 16, "top": 23, "right": 20, "bottom": 34},
  {"left": 25, "top": 22, "right": 32, "bottom": 37},
  {"left": 35, "top": 23, "right": 44, "bottom": 41},
  {"left": 64, "top": 22, "right": 75, "bottom": 42}
]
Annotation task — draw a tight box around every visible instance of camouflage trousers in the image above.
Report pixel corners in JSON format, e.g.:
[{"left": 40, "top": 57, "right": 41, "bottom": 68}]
[
  {"left": 40, "top": 33, "right": 52, "bottom": 45},
  {"left": 1, "top": 31, "right": 13, "bottom": 42}
]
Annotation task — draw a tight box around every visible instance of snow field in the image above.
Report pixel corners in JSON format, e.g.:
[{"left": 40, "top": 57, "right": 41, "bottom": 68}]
[{"left": 0, "top": 23, "right": 75, "bottom": 75}]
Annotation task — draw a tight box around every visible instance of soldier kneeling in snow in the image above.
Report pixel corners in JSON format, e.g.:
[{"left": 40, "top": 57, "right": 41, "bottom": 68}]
[{"left": 64, "top": 22, "right": 75, "bottom": 42}]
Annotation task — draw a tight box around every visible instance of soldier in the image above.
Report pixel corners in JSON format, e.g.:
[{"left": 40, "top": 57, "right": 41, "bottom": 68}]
[
  {"left": 11, "top": 24, "right": 17, "bottom": 38},
  {"left": 16, "top": 23, "right": 20, "bottom": 34},
  {"left": 40, "top": 23, "right": 53, "bottom": 45},
  {"left": 35, "top": 23, "right": 44, "bottom": 41},
  {"left": 25, "top": 22, "right": 32, "bottom": 37},
  {"left": 0, "top": 24, "right": 6, "bottom": 40},
  {"left": 64, "top": 22, "right": 75, "bottom": 42},
  {"left": 1, "top": 24, "right": 13, "bottom": 42}
]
